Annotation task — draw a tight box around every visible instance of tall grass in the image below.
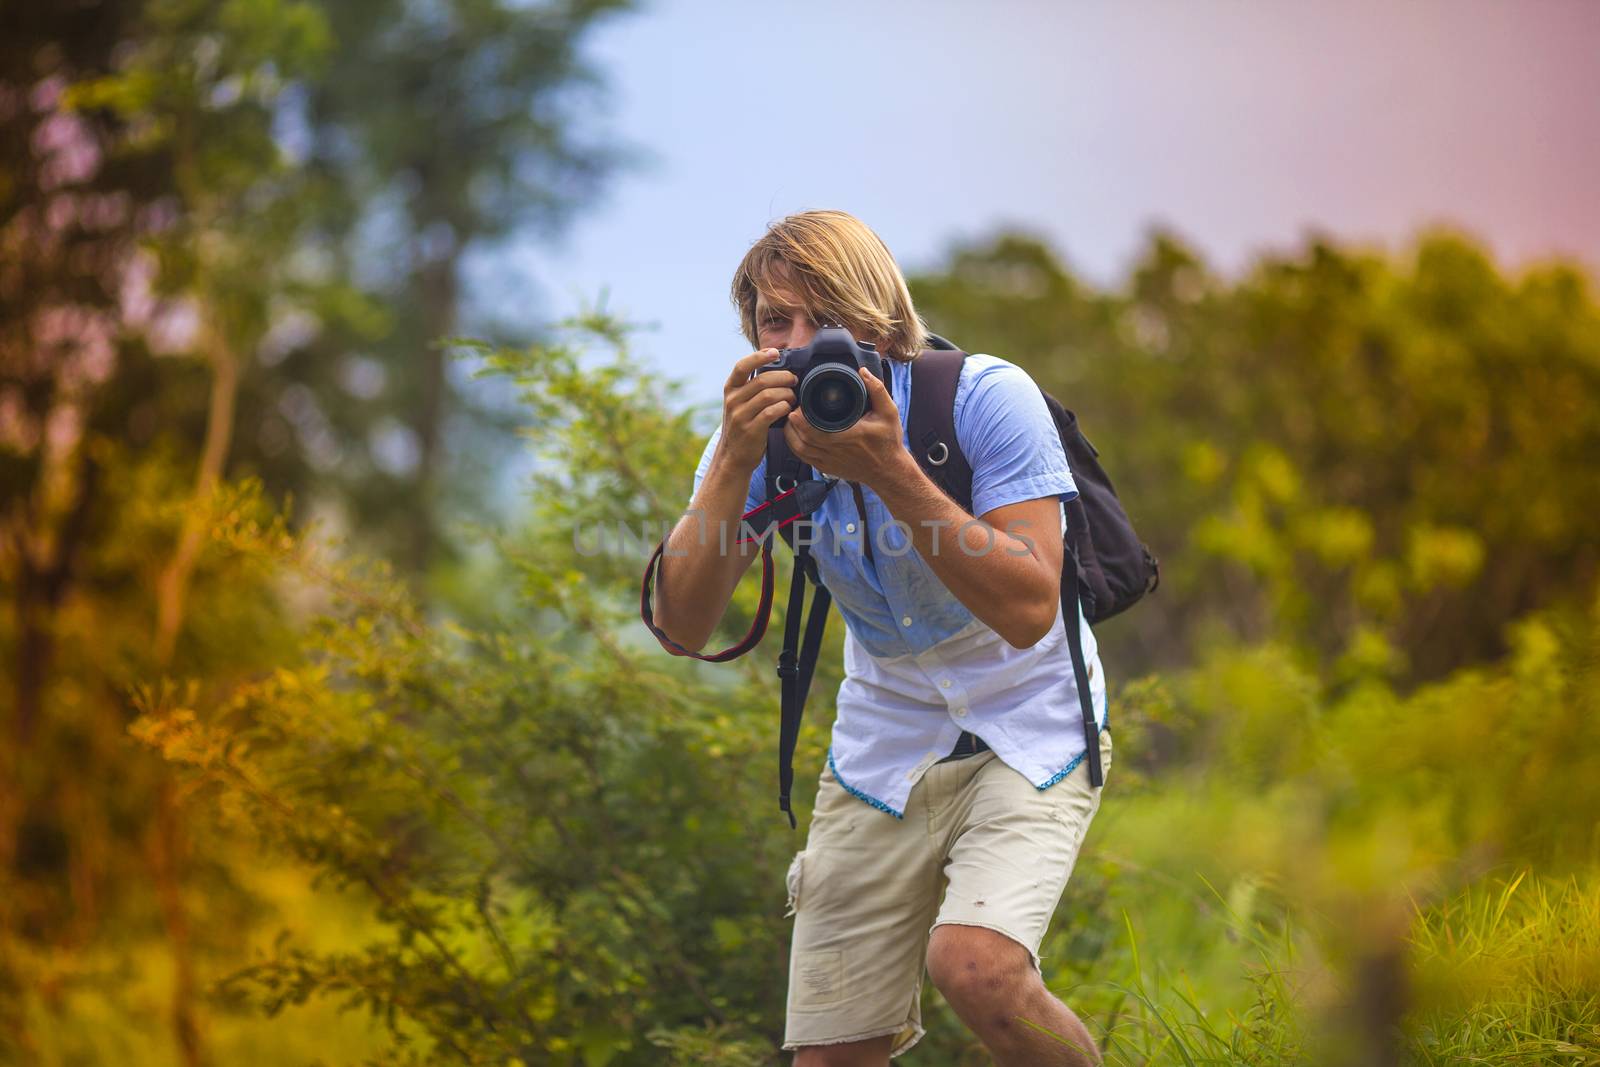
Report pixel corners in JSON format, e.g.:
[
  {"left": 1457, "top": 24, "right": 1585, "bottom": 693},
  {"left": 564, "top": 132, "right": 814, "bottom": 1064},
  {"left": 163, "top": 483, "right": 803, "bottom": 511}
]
[
  {"left": 1406, "top": 873, "right": 1600, "bottom": 1065},
  {"left": 1026, "top": 870, "right": 1600, "bottom": 1066}
]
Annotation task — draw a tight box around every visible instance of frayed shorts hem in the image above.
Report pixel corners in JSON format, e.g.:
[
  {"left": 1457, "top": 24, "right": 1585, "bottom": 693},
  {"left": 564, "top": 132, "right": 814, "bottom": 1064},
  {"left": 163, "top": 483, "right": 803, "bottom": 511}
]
[
  {"left": 782, "top": 1018, "right": 926, "bottom": 1059},
  {"left": 930, "top": 917, "right": 1043, "bottom": 975}
]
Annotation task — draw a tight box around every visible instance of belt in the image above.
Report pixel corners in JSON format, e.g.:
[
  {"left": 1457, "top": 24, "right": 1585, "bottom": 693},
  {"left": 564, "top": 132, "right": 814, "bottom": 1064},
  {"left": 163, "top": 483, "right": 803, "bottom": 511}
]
[{"left": 935, "top": 730, "right": 990, "bottom": 763}]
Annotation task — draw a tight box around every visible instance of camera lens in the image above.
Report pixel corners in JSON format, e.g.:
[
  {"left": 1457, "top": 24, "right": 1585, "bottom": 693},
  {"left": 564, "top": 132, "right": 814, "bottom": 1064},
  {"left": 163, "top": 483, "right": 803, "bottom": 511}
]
[
  {"left": 815, "top": 380, "right": 852, "bottom": 418},
  {"left": 799, "top": 364, "right": 867, "bottom": 432}
]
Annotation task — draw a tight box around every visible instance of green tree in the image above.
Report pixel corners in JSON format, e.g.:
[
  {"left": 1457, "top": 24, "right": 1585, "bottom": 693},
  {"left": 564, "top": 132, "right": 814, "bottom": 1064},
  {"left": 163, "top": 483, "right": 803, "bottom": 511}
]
[
  {"left": 910, "top": 227, "right": 1600, "bottom": 1064},
  {"left": 1, "top": 1, "right": 638, "bottom": 1060},
  {"left": 909, "top": 228, "right": 1600, "bottom": 687},
  {"left": 2, "top": 3, "right": 334, "bottom": 1060},
  {"left": 132, "top": 317, "right": 823, "bottom": 1064},
  {"left": 243, "top": 0, "right": 641, "bottom": 591}
]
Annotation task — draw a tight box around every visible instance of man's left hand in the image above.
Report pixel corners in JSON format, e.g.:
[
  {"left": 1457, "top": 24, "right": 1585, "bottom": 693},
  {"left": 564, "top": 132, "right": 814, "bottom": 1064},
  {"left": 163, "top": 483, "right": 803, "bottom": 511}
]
[{"left": 782, "top": 366, "right": 904, "bottom": 488}]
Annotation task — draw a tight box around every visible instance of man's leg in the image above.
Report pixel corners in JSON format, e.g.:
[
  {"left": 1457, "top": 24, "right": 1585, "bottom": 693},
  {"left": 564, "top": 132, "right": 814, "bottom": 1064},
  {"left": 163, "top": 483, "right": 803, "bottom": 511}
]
[
  {"left": 926, "top": 923, "right": 1100, "bottom": 1067},
  {"left": 782, "top": 759, "right": 941, "bottom": 1061},
  {"left": 791, "top": 1033, "right": 894, "bottom": 1067},
  {"left": 925, "top": 729, "right": 1114, "bottom": 1065}
]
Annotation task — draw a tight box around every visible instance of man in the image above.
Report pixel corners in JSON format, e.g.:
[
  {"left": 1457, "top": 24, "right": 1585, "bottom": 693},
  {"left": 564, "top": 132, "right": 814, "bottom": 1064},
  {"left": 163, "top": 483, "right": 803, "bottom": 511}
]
[{"left": 651, "top": 210, "right": 1111, "bottom": 1066}]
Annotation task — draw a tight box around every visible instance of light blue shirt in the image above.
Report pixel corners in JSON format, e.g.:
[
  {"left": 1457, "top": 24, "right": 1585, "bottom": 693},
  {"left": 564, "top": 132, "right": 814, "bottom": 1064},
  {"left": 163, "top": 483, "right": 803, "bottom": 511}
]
[{"left": 690, "top": 353, "right": 1108, "bottom": 817}]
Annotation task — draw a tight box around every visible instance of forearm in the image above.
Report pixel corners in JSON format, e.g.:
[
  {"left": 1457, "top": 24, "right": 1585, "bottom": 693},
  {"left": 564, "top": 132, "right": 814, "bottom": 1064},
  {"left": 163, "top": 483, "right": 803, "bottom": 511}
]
[
  {"left": 652, "top": 453, "right": 764, "bottom": 652},
  {"left": 867, "top": 451, "right": 1057, "bottom": 648}
]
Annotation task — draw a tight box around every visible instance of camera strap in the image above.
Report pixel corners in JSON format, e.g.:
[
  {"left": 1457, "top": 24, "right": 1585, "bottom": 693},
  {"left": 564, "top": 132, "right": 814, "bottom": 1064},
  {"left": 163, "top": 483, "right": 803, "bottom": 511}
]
[
  {"left": 778, "top": 531, "right": 830, "bottom": 829},
  {"left": 641, "top": 476, "right": 840, "bottom": 828},
  {"left": 639, "top": 476, "right": 839, "bottom": 663}
]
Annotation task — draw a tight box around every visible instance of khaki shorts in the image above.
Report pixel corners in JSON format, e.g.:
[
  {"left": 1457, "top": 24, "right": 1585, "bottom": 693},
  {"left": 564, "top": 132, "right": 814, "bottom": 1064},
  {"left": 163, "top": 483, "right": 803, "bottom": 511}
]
[{"left": 782, "top": 727, "right": 1112, "bottom": 1058}]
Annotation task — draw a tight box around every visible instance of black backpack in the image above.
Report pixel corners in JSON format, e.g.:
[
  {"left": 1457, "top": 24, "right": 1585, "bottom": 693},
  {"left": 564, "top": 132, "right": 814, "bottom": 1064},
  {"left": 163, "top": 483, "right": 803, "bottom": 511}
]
[{"left": 641, "top": 334, "right": 1159, "bottom": 827}]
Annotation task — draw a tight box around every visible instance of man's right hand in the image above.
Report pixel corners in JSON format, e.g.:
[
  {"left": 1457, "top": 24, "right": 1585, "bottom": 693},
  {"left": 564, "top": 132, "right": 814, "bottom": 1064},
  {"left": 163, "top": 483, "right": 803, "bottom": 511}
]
[
  {"left": 717, "top": 349, "right": 797, "bottom": 473},
  {"left": 655, "top": 350, "right": 795, "bottom": 652}
]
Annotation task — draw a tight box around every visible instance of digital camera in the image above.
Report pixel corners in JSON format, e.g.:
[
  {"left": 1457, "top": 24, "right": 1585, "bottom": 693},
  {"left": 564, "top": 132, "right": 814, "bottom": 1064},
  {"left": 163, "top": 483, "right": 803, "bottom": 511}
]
[{"left": 753, "top": 325, "right": 886, "bottom": 433}]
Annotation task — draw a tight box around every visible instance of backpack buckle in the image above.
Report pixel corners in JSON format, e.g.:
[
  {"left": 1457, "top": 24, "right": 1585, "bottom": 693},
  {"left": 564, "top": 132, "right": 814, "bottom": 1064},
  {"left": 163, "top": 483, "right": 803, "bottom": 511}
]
[
  {"left": 926, "top": 441, "right": 949, "bottom": 466},
  {"left": 776, "top": 651, "right": 798, "bottom": 679}
]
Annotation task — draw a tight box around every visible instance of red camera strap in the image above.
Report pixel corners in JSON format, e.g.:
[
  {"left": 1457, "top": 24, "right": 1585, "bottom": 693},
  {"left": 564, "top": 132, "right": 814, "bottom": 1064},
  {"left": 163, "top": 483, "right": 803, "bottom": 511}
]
[{"left": 639, "top": 481, "right": 832, "bottom": 661}]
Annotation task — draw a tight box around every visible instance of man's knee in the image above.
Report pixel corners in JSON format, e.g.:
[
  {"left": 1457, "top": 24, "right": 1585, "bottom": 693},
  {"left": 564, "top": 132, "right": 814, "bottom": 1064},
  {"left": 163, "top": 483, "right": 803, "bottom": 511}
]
[
  {"left": 791, "top": 1033, "right": 894, "bottom": 1066},
  {"left": 926, "top": 923, "right": 1038, "bottom": 1014}
]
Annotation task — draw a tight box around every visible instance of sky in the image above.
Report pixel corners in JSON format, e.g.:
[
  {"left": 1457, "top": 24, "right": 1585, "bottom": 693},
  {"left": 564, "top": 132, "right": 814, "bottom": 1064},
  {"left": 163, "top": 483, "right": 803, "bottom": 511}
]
[{"left": 470, "top": 0, "right": 1600, "bottom": 417}]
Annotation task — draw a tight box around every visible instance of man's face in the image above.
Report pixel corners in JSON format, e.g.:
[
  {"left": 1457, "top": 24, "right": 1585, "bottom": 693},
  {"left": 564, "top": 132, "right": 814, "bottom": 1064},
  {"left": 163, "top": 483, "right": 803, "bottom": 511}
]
[{"left": 754, "top": 288, "right": 827, "bottom": 353}]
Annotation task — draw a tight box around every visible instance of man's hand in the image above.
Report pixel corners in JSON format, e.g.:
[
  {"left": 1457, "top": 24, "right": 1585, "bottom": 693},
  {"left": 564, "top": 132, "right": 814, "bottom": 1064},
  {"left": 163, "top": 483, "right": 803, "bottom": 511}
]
[
  {"left": 782, "top": 366, "right": 903, "bottom": 487},
  {"left": 718, "top": 349, "right": 797, "bottom": 474}
]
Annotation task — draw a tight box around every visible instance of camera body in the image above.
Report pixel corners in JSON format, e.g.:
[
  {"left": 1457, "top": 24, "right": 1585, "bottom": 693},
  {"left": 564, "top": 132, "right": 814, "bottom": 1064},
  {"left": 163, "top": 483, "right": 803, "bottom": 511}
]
[{"left": 754, "top": 325, "right": 886, "bottom": 433}]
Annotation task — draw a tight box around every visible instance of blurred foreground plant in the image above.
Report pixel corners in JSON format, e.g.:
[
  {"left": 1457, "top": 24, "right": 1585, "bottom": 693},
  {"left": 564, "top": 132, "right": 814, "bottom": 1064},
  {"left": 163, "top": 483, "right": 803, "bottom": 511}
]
[
  {"left": 1022, "top": 585, "right": 1600, "bottom": 1066},
  {"left": 129, "top": 314, "right": 831, "bottom": 1065}
]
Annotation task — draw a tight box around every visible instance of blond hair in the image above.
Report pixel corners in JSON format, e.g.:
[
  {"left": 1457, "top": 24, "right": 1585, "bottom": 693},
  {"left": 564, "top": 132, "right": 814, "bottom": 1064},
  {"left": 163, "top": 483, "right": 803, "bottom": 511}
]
[{"left": 730, "top": 210, "right": 930, "bottom": 363}]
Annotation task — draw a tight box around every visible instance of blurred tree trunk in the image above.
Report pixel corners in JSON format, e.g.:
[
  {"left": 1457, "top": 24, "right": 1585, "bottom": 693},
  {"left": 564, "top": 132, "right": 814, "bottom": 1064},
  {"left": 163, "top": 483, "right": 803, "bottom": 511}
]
[
  {"left": 146, "top": 316, "right": 242, "bottom": 1067},
  {"left": 9, "top": 452, "right": 99, "bottom": 748},
  {"left": 1, "top": 441, "right": 100, "bottom": 974},
  {"left": 406, "top": 247, "right": 458, "bottom": 586},
  {"left": 148, "top": 778, "right": 205, "bottom": 1067},
  {"left": 155, "top": 326, "right": 239, "bottom": 663},
  {"left": 293, "top": 0, "right": 638, "bottom": 586}
]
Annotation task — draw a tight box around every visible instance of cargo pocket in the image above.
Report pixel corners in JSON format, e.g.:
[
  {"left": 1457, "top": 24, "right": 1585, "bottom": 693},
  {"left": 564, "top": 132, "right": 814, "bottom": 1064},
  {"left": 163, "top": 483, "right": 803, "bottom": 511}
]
[{"left": 784, "top": 849, "right": 806, "bottom": 918}]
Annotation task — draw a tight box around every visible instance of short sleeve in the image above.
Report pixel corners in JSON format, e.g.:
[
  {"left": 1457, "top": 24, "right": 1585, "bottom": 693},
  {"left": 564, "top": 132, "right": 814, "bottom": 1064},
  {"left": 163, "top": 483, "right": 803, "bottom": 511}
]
[
  {"left": 953, "top": 356, "right": 1078, "bottom": 519},
  {"left": 690, "top": 424, "right": 766, "bottom": 514}
]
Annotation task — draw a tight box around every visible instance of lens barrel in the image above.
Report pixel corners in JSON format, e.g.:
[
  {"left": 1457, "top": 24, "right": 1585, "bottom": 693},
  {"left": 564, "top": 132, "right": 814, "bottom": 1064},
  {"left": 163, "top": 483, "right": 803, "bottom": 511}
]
[{"left": 799, "top": 364, "right": 868, "bottom": 432}]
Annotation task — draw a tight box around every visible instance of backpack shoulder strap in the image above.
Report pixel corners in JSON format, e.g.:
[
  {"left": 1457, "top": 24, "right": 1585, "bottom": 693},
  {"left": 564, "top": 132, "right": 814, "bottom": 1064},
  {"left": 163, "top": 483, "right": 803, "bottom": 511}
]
[{"left": 907, "top": 340, "right": 974, "bottom": 513}]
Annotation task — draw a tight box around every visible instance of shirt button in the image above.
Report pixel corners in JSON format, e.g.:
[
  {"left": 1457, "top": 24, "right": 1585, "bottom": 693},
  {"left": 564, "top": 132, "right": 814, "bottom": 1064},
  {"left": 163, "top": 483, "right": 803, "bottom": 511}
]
[
  {"left": 939, "top": 679, "right": 952, "bottom": 689},
  {"left": 955, "top": 706, "right": 969, "bottom": 718},
  {"left": 846, "top": 522, "right": 857, "bottom": 533},
  {"left": 901, "top": 615, "right": 913, "bottom": 627}
]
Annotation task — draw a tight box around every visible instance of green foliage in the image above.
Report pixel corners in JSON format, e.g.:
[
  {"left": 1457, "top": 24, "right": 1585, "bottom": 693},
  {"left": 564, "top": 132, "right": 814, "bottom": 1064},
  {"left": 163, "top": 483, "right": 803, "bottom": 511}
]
[
  {"left": 9, "top": 95, "right": 1595, "bottom": 1059},
  {"left": 4, "top": 4, "right": 638, "bottom": 1059},
  {"left": 4, "top": 5, "right": 371, "bottom": 1059},
  {"left": 129, "top": 316, "right": 826, "bottom": 1064},
  {"left": 1014, "top": 585, "right": 1600, "bottom": 1065},
  {"left": 253, "top": 0, "right": 643, "bottom": 578},
  {"left": 1407, "top": 874, "right": 1600, "bottom": 1064},
  {"left": 0, "top": 439, "right": 311, "bottom": 1063},
  {"left": 911, "top": 228, "right": 1600, "bottom": 687},
  {"left": 128, "top": 296, "right": 1600, "bottom": 1065}
]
